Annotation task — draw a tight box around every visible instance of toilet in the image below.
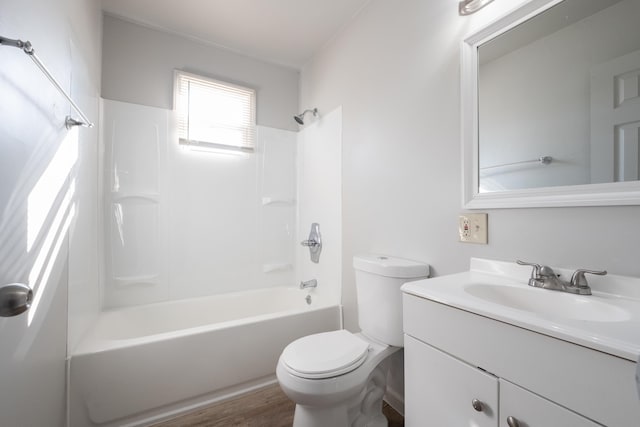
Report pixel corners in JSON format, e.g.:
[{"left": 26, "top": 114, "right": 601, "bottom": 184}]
[{"left": 276, "top": 254, "right": 429, "bottom": 427}]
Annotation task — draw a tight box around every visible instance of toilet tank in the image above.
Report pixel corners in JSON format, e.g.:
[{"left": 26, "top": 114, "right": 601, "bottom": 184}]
[{"left": 353, "top": 255, "right": 429, "bottom": 347}]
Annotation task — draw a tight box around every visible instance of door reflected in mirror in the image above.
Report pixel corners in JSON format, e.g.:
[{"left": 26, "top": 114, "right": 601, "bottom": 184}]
[{"left": 477, "top": 0, "right": 640, "bottom": 194}]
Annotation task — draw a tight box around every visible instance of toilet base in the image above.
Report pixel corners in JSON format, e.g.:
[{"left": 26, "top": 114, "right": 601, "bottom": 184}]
[{"left": 291, "top": 360, "right": 390, "bottom": 427}]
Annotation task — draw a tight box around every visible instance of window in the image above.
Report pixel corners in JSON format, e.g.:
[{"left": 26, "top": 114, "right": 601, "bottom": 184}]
[{"left": 174, "top": 71, "right": 256, "bottom": 153}]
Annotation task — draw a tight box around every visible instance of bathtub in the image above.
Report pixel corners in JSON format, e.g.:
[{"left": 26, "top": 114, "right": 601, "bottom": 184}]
[{"left": 69, "top": 286, "right": 341, "bottom": 427}]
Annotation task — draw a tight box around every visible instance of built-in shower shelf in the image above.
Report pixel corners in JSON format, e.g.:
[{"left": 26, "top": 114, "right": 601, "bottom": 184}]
[
  {"left": 114, "top": 274, "right": 159, "bottom": 288},
  {"left": 263, "top": 263, "right": 293, "bottom": 273},
  {"left": 262, "top": 197, "right": 296, "bottom": 206},
  {"left": 111, "top": 192, "right": 160, "bottom": 203}
]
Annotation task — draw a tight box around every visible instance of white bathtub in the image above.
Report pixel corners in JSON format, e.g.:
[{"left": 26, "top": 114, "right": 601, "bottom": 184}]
[{"left": 69, "top": 287, "right": 341, "bottom": 426}]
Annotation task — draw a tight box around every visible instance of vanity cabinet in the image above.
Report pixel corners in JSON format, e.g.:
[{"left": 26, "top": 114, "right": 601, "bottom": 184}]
[
  {"left": 403, "top": 293, "right": 639, "bottom": 426},
  {"left": 405, "top": 335, "right": 599, "bottom": 426}
]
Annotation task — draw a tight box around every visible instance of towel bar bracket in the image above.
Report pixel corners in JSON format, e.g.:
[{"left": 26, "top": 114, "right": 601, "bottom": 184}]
[
  {"left": 0, "top": 36, "right": 31, "bottom": 52},
  {"left": 1, "top": 35, "right": 93, "bottom": 128}
]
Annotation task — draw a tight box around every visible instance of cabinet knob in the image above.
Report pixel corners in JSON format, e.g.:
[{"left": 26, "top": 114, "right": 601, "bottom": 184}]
[
  {"left": 506, "top": 416, "right": 520, "bottom": 427},
  {"left": 471, "top": 399, "right": 483, "bottom": 412}
]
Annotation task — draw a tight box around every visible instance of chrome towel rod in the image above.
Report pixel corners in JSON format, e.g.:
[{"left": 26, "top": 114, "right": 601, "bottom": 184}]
[
  {"left": 481, "top": 156, "right": 552, "bottom": 171},
  {"left": 0, "top": 35, "right": 94, "bottom": 128}
]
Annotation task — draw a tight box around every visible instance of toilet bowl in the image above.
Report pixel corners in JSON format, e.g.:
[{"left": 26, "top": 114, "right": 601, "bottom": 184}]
[
  {"left": 276, "top": 330, "right": 399, "bottom": 427},
  {"left": 277, "top": 254, "right": 429, "bottom": 427}
]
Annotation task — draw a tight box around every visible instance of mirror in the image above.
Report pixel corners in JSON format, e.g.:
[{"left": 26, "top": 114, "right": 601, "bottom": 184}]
[{"left": 462, "top": 0, "right": 640, "bottom": 208}]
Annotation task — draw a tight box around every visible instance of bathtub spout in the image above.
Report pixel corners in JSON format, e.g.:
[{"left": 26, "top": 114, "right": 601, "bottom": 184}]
[{"left": 300, "top": 279, "right": 317, "bottom": 290}]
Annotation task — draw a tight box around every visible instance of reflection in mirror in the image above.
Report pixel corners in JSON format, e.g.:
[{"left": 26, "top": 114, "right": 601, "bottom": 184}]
[{"left": 477, "top": 0, "right": 640, "bottom": 193}]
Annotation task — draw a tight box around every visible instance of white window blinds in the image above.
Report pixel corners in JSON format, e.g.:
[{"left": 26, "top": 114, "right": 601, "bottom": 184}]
[{"left": 175, "top": 71, "right": 256, "bottom": 152}]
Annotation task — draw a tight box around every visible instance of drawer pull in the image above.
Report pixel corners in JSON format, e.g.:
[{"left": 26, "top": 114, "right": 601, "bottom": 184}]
[
  {"left": 506, "top": 416, "right": 520, "bottom": 427},
  {"left": 471, "top": 399, "right": 483, "bottom": 412}
]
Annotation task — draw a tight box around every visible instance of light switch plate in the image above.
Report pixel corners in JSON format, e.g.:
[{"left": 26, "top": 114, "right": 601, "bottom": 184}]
[{"left": 459, "top": 213, "right": 488, "bottom": 244}]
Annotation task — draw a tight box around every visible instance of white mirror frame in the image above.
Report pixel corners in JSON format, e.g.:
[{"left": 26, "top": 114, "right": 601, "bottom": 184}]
[{"left": 461, "top": 0, "right": 640, "bottom": 209}]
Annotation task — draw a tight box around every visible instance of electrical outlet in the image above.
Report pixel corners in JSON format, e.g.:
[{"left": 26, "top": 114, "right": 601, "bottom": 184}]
[{"left": 459, "top": 213, "right": 488, "bottom": 244}]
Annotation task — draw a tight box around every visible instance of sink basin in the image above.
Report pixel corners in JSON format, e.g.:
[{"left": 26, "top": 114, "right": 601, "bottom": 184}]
[
  {"left": 401, "top": 258, "right": 640, "bottom": 362},
  {"left": 465, "top": 283, "right": 630, "bottom": 322}
]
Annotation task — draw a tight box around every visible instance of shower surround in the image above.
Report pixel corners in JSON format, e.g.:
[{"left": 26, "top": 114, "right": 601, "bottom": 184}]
[
  {"left": 68, "top": 100, "right": 343, "bottom": 426},
  {"left": 100, "top": 99, "right": 299, "bottom": 308}
]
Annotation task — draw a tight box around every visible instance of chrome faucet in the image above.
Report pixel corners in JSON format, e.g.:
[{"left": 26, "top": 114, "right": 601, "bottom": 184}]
[
  {"left": 300, "top": 279, "right": 317, "bottom": 290},
  {"left": 516, "top": 260, "right": 607, "bottom": 296}
]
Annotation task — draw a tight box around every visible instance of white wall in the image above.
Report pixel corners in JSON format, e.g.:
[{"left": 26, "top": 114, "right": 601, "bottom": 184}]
[
  {"left": 0, "top": 0, "right": 102, "bottom": 424},
  {"left": 101, "top": 15, "right": 299, "bottom": 132},
  {"left": 300, "top": 0, "right": 640, "bottom": 411},
  {"left": 67, "top": 0, "right": 103, "bottom": 354},
  {"left": 101, "top": 100, "right": 298, "bottom": 308}
]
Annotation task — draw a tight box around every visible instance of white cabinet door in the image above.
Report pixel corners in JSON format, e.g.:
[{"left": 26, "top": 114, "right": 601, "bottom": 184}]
[
  {"left": 405, "top": 334, "right": 498, "bottom": 427},
  {"left": 499, "top": 380, "right": 601, "bottom": 427}
]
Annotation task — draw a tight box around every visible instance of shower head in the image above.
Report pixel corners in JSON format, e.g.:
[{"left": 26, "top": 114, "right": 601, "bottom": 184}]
[{"left": 294, "top": 108, "right": 318, "bottom": 125}]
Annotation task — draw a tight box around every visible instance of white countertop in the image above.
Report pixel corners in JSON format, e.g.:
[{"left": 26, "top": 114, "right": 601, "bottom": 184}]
[{"left": 402, "top": 258, "right": 640, "bottom": 362}]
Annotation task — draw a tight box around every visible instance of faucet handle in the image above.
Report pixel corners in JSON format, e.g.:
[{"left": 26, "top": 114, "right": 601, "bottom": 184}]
[
  {"left": 570, "top": 269, "right": 607, "bottom": 289},
  {"left": 538, "top": 265, "right": 557, "bottom": 278},
  {"left": 516, "top": 260, "right": 541, "bottom": 278}
]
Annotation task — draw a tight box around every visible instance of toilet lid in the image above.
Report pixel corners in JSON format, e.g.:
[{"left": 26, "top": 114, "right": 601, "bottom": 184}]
[{"left": 281, "top": 330, "right": 370, "bottom": 379}]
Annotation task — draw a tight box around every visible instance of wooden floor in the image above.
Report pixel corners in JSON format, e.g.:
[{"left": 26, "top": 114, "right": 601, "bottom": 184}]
[{"left": 153, "top": 384, "right": 404, "bottom": 427}]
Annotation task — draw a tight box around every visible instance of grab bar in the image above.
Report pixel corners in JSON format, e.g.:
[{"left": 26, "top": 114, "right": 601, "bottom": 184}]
[{"left": 0, "top": 35, "right": 94, "bottom": 128}]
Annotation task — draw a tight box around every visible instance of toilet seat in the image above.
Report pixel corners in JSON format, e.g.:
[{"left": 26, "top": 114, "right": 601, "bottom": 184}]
[{"left": 281, "top": 330, "right": 370, "bottom": 379}]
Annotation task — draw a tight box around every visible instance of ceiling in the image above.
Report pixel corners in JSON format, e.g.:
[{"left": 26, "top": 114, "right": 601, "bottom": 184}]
[{"left": 101, "top": 0, "right": 372, "bottom": 69}]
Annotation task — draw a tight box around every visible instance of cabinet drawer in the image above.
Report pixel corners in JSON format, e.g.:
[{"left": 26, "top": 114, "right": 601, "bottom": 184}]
[
  {"left": 405, "top": 335, "right": 498, "bottom": 427},
  {"left": 500, "top": 380, "right": 601, "bottom": 427}
]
